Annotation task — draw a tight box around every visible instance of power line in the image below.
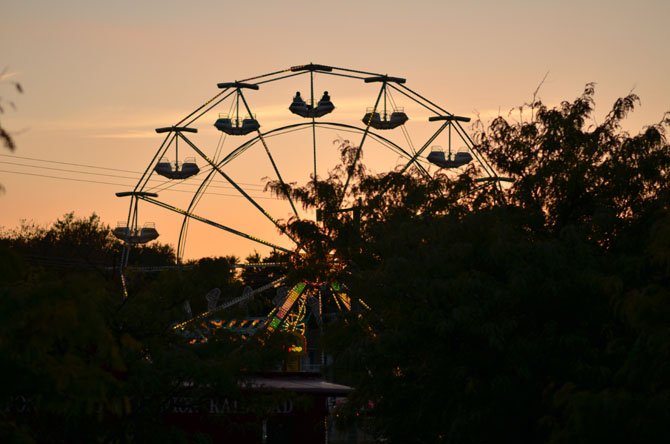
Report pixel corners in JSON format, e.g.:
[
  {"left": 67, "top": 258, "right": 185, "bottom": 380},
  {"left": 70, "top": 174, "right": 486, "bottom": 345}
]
[
  {"left": 0, "top": 160, "right": 146, "bottom": 181},
  {"left": 0, "top": 153, "right": 269, "bottom": 189},
  {"left": 0, "top": 153, "right": 140, "bottom": 174},
  {"left": 0, "top": 160, "right": 267, "bottom": 192},
  {"left": 0, "top": 169, "right": 282, "bottom": 200},
  {"left": 0, "top": 168, "right": 139, "bottom": 187}
]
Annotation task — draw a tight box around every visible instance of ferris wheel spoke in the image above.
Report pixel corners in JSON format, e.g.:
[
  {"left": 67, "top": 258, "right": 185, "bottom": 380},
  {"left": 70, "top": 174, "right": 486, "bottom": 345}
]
[
  {"left": 395, "top": 121, "right": 450, "bottom": 178},
  {"left": 387, "top": 83, "right": 443, "bottom": 116},
  {"left": 174, "top": 88, "right": 237, "bottom": 128},
  {"left": 318, "top": 70, "right": 366, "bottom": 81},
  {"left": 451, "top": 122, "right": 506, "bottom": 199},
  {"left": 177, "top": 167, "right": 218, "bottom": 261},
  {"left": 218, "top": 137, "right": 261, "bottom": 167},
  {"left": 175, "top": 133, "right": 301, "bottom": 248},
  {"left": 240, "top": 67, "right": 293, "bottom": 83},
  {"left": 310, "top": 71, "right": 317, "bottom": 185},
  {"left": 366, "top": 132, "right": 431, "bottom": 178},
  {"left": 134, "top": 132, "right": 173, "bottom": 192},
  {"left": 178, "top": 216, "right": 191, "bottom": 262},
  {"left": 312, "top": 117, "right": 317, "bottom": 183},
  {"left": 238, "top": 90, "right": 300, "bottom": 218},
  {"left": 451, "top": 121, "right": 497, "bottom": 178},
  {"left": 396, "top": 83, "right": 453, "bottom": 116},
  {"left": 329, "top": 65, "right": 383, "bottom": 77},
  {"left": 254, "top": 70, "right": 308, "bottom": 86},
  {"left": 216, "top": 123, "right": 316, "bottom": 169},
  {"left": 339, "top": 83, "right": 386, "bottom": 208},
  {"left": 140, "top": 195, "right": 293, "bottom": 253}
]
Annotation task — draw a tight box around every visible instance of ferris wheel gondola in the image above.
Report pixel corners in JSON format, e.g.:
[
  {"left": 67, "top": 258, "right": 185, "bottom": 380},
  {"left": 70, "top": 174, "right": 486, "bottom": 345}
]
[
  {"left": 152, "top": 127, "right": 201, "bottom": 179},
  {"left": 112, "top": 191, "right": 160, "bottom": 245},
  {"left": 214, "top": 82, "right": 261, "bottom": 135},
  {"left": 361, "top": 75, "right": 408, "bottom": 130},
  {"left": 427, "top": 147, "right": 474, "bottom": 169},
  {"left": 289, "top": 91, "right": 335, "bottom": 118}
]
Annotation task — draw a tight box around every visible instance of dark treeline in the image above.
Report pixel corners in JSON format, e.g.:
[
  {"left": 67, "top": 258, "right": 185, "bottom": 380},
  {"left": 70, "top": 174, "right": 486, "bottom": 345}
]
[
  {"left": 0, "top": 216, "right": 293, "bottom": 443},
  {"left": 265, "top": 85, "right": 670, "bottom": 443},
  {"left": 315, "top": 86, "right": 670, "bottom": 443},
  {"left": 1, "top": 212, "right": 175, "bottom": 271},
  {"left": 1, "top": 86, "right": 670, "bottom": 443}
]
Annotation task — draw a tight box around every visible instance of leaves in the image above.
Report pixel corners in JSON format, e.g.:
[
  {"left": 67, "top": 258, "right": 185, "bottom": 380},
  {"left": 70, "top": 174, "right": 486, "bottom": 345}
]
[
  {"left": 320, "top": 87, "right": 670, "bottom": 442},
  {"left": 476, "top": 85, "right": 670, "bottom": 247},
  {"left": 0, "top": 215, "right": 282, "bottom": 442},
  {"left": 0, "top": 68, "right": 22, "bottom": 153}
]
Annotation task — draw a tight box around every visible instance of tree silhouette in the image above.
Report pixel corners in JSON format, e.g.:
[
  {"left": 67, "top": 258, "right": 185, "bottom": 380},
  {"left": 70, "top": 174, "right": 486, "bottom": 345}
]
[
  {"left": 312, "top": 87, "right": 670, "bottom": 443},
  {"left": 3, "top": 85, "right": 669, "bottom": 442},
  {"left": 475, "top": 84, "right": 670, "bottom": 246},
  {"left": 2, "top": 212, "right": 175, "bottom": 271},
  {"left": 1, "top": 218, "right": 291, "bottom": 443},
  {"left": 0, "top": 67, "right": 22, "bottom": 152},
  {"left": 0, "top": 67, "right": 23, "bottom": 193}
]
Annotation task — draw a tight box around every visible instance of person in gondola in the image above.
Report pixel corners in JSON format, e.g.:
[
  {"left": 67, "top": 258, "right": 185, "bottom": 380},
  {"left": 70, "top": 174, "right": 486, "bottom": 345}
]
[
  {"left": 319, "top": 91, "right": 331, "bottom": 103},
  {"left": 292, "top": 91, "right": 306, "bottom": 105}
]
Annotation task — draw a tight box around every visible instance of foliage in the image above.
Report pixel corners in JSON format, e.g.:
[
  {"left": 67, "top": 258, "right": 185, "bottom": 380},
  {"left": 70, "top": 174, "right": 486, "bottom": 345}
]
[
  {"left": 475, "top": 84, "right": 670, "bottom": 246},
  {"left": 0, "top": 257, "right": 132, "bottom": 442},
  {"left": 0, "top": 67, "right": 23, "bottom": 193},
  {"left": 266, "top": 138, "right": 484, "bottom": 281},
  {"left": 0, "top": 216, "right": 289, "bottom": 443},
  {"left": 3, "top": 85, "right": 670, "bottom": 442},
  {"left": 0, "top": 67, "right": 22, "bottom": 152},
  {"left": 283, "top": 87, "right": 670, "bottom": 443},
  {"left": 2, "top": 212, "right": 175, "bottom": 270}
]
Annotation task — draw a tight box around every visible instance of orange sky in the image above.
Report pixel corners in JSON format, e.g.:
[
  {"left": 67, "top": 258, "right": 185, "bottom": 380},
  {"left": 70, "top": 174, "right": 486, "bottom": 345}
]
[{"left": 2, "top": 0, "right": 669, "bottom": 261}]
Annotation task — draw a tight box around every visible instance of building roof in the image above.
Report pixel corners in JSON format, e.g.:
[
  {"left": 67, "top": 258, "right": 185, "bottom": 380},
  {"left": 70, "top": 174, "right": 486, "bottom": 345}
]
[{"left": 242, "top": 373, "right": 353, "bottom": 396}]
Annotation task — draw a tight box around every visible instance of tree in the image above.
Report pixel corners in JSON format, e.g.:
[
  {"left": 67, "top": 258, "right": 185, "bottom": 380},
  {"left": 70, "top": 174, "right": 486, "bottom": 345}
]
[
  {"left": 3, "top": 212, "right": 175, "bottom": 271},
  {"left": 294, "top": 87, "right": 670, "bottom": 443},
  {"left": 0, "top": 67, "right": 22, "bottom": 152},
  {"left": 0, "top": 256, "right": 132, "bottom": 442},
  {"left": 0, "top": 215, "right": 290, "bottom": 443},
  {"left": 475, "top": 84, "right": 670, "bottom": 247},
  {"left": 1, "top": 67, "right": 23, "bottom": 193}
]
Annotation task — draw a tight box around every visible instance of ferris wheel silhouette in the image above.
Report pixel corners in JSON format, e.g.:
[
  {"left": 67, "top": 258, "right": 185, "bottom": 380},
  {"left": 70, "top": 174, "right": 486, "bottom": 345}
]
[{"left": 113, "top": 63, "right": 505, "bottom": 339}]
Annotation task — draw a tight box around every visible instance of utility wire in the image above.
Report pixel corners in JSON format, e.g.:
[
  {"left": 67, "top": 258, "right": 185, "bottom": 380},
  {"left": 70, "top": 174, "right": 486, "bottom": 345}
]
[
  {"left": 0, "top": 153, "right": 140, "bottom": 174},
  {"left": 0, "top": 153, "right": 268, "bottom": 189},
  {"left": 0, "top": 169, "right": 282, "bottom": 200},
  {"left": 0, "top": 161, "right": 267, "bottom": 193}
]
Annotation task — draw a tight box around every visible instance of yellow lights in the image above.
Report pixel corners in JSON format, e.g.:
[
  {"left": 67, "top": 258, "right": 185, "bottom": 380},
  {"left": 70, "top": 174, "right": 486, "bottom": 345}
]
[
  {"left": 287, "top": 333, "right": 307, "bottom": 355},
  {"left": 287, "top": 345, "right": 303, "bottom": 353}
]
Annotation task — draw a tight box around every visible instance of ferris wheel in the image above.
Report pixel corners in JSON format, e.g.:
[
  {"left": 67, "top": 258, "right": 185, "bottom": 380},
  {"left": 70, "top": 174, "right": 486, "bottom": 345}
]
[{"left": 113, "top": 63, "right": 504, "bottom": 338}]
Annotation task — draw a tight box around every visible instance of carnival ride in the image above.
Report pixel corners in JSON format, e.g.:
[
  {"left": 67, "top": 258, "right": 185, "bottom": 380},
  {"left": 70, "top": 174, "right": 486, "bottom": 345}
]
[{"left": 113, "top": 63, "right": 506, "bottom": 360}]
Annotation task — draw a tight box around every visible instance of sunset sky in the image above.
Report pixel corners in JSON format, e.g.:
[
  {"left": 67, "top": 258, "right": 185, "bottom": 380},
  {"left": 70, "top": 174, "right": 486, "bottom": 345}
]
[{"left": 2, "top": 0, "right": 669, "bottom": 261}]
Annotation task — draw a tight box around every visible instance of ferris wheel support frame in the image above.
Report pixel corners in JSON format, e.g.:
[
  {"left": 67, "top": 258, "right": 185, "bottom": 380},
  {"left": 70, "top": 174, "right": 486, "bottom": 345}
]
[
  {"left": 117, "top": 62, "right": 506, "bottom": 283},
  {"left": 237, "top": 88, "right": 300, "bottom": 218},
  {"left": 113, "top": 63, "right": 511, "bottom": 357},
  {"left": 172, "top": 121, "right": 436, "bottom": 261}
]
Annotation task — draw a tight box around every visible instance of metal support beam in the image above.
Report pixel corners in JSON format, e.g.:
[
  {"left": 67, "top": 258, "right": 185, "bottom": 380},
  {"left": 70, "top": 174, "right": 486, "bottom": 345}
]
[
  {"left": 140, "top": 195, "right": 293, "bottom": 253},
  {"left": 395, "top": 121, "right": 450, "bottom": 177},
  {"left": 238, "top": 90, "right": 300, "bottom": 218},
  {"left": 339, "top": 84, "right": 386, "bottom": 208},
  {"left": 176, "top": 133, "right": 302, "bottom": 248}
]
